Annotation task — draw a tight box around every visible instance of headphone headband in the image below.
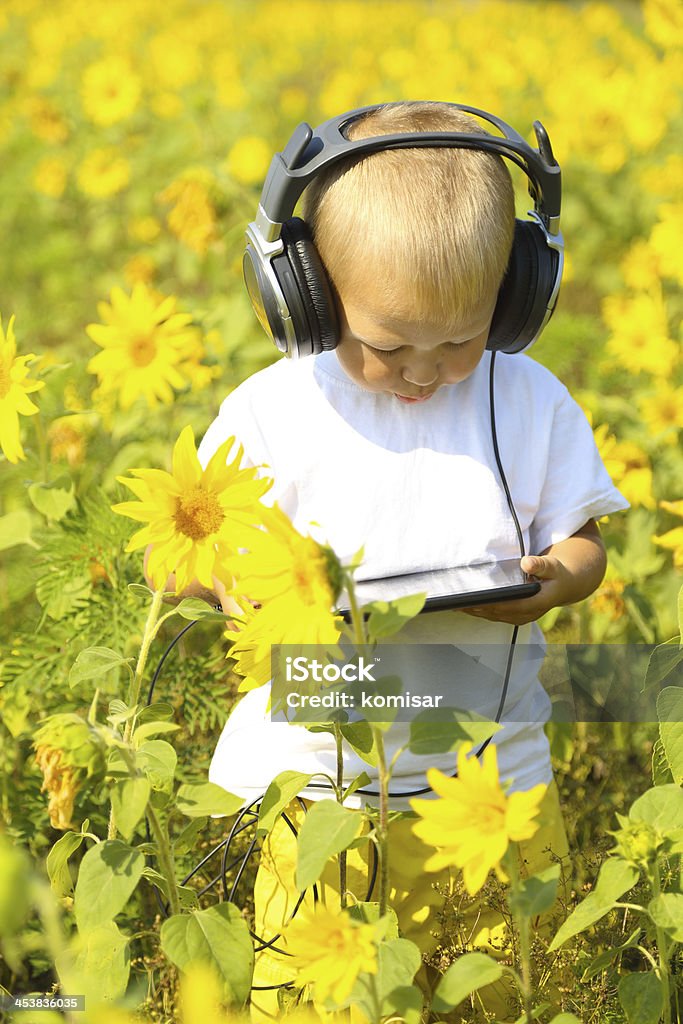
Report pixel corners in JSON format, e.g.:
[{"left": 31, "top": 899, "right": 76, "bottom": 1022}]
[
  {"left": 243, "top": 101, "right": 564, "bottom": 359},
  {"left": 258, "top": 102, "right": 561, "bottom": 236}
]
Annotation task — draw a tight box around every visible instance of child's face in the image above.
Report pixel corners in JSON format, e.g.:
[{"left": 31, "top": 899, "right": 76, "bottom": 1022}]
[{"left": 334, "top": 285, "right": 495, "bottom": 403}]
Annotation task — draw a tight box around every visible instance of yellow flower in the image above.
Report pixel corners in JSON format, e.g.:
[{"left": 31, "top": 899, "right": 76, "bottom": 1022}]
[
  {"left": 77, "top": 147, "right": 131, "bottom": 198},
  {"left": 112, "top": 425, "right": 271, "bottom": 594},
  {"left": 603, "top": 291, "right": 678, "bottom": 377},
  {"left": 33, "top": 713, "right": 106, "bottom": 831},
  {"left": 33, "top": 156, "right": 67, "bottom": 198},
  {"left": 123, "top": 254, "right": 157, "bottom": 287},
  {"left": 285, "top": 903, "right": 378, "bottom": 1006},
  {"left": 224, "top": 136, "right": 271, "bottom": 186},
  {"left": 128, "top": 215, "right": 161, "bottom": 244},
  {"left": 590, "top": 572, "right": 627, "bottom": 621},
  {"left": 225, "top": 505, "right": 344, "bottom": 691},
  {"left": 650, "top": 203, "right": 683, "bottom": 286},
  {"left": 410, "top": 742, "right": 547, "bottom": 895},
  {"left": 48, "top": 414, "right": 91, "bottom": 468},
  {"left": 86, "top": 283, "right": 202, "bottom": 409},
  {"left": 0, "top": 314, "right": 44, "bottom": 464},
  {"left": 609, "top": 440, "right": 654, "bottom": 509},
  {"left": 591, "top": 421, "right": 627, "bottom": 483},
  {"left": 639, "top": 383, "right": 682, "bottom": 444},
  {"left": 23, "top": 96, "right": 68, "bottom": 143},
  {"left": 81, "top": 55, "right": 141, "bottom": 126},
  {"left": 653, "top": 500, "right": 683, "bottom": 568},
  {"left": 159, "top": 171, "right": 217, "bottom": 255}
]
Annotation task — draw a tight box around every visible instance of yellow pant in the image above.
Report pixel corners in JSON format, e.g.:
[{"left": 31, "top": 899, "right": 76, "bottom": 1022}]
[{"left": 249, "top": 781, "right": 570, "bottom": 1023}]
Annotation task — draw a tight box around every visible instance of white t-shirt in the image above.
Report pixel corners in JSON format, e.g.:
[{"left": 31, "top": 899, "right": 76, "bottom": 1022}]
[{"left": 198, "top": 349, "right": 628, "bottom": 810}]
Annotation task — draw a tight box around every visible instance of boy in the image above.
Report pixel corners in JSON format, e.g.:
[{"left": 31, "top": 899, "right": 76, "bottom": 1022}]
[{"left": 195, "top": 102, "right": 627, "bottom": 1020}]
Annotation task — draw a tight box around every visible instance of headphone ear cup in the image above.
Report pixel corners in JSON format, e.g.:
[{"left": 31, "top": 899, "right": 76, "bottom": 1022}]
[
  {"left": 279, "top": 218, "right": 339, "bottom": 356},
  {"left": 488, "top": 220, "right": 561, "bottom": 354}
]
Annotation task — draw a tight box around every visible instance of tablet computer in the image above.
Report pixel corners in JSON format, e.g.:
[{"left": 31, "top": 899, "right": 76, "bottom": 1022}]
[{"left": 336, "top": 559, "right": 541, "bottom": 619}]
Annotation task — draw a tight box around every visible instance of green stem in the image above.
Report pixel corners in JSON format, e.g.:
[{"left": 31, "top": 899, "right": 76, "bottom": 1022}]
[
  {"left": 146, "top": 802, "right": 181, "bottom": 917},
  {"left": 334, "top": 722, "right": 348, "bottom": 910},
  {"left": 33, "top": 412, "right": 49, "bottom": 484},
  {"left": 108, "top": 588, "right": 164, "bottom": 840},
  {"left": 651, "top": 860, "right": 672, "bottom": 1024},
  {"left": 373, "top": 725, "right": 390, "bottom": 918},
  {"left": 506, "top": 846, "right": 533, "bottom": 1023}
]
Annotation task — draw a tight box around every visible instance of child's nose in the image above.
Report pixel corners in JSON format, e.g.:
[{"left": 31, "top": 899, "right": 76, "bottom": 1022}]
[{"left": 401, "top": 355, "right": 439, "bottom": 387}]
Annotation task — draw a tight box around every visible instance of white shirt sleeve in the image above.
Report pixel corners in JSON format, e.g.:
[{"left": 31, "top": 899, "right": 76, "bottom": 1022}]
[{"left": 529, "top": 384, "right": 629, "bottom": 554}]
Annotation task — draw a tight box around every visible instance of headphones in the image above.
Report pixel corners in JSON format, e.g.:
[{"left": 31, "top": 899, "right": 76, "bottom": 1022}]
[{"left": 243, "top": 102, "right": 564, "bottom": 358}]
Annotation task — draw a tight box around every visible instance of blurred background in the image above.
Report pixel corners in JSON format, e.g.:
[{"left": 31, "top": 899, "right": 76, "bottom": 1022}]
[
  {"left": 0, "top": 0, "right": 680, "bottom": 713},
  {"left": 0, "top": 5, "right": 681, "bottom": 1013}
]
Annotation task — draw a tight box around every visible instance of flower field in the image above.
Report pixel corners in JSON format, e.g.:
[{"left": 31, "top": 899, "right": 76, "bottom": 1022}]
[{"left": 0, "top": 0, "right": 682, "bottom": 1022}]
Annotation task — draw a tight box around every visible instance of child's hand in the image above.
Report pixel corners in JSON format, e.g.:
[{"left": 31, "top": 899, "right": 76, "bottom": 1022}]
[
  {"left": 461, "top": 554, "right": 568, "bottom": 625},
  {"left": 461, "top": 520, "right": 607, "bottom": 626}
]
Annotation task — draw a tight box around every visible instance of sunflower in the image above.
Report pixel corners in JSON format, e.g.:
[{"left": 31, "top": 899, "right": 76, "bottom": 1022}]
[
  {"left": 112, "top": 425, "right": 272, "bottom": 593},
  {"left": 410, "top": 742, "right": 547, "bottom": 895},
  {"left": 81, "top": 55, "right": 141, "bottom": 126},
  {"left": 285, "top": 903, "right": 378, "bottom": 1006},
  {"left": 86, "top": 283, "right": 203, "bottom": 409},
  {"left": 0, "top": 314, "right": 44, "bottom": 464},
  {"left": 224, "top": 505, "right": 344, "bottom": 692}
]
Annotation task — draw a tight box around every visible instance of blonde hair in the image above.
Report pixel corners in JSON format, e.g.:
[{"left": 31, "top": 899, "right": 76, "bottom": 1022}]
[{"left": 303, "top": 102, "right": 515, "bottom": 330}]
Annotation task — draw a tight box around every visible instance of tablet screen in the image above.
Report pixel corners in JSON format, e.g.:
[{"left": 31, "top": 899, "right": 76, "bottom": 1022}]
[{"left": 336, "top": 559, "right": 538, "bottom": 613}]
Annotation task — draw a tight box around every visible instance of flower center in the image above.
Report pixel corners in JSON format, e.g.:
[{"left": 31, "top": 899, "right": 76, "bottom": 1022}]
[
  {"left": 129, "top": 333, "right": 157, "bottom": 367},
  {"left": 293, "top": 548, "right": 333, "bottom": 606},
  {"left": 174, "top": 486, "right": 225, "bottom": 541}
]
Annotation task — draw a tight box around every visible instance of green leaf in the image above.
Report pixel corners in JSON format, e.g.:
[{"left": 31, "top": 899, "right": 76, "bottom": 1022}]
[
  {"left": 136, "top": 740, "right": 177, "bottom": 792},
  {"left": 648, "top": 893, "right": 683, "bottom": 941},
  {"left": 128, "top": 583, "right": 154, "bottom": 599},
  {"left": 295, "top": 800, "right": 362, "bottom": 890},
  {"left": 651, "top": 738, "right": 672, "bottom": 786},
  {"left": 618, "top": 972, "right": 663, "bottom": 1024},
  {"left": 365, "top": 593, "right": 427, "bottom": 639},
  {"left": 343, "top": 771, "right": 372, "bottom": 801},
  {"left": 548, "top": 858, "right": 639, "bottom": 951},
  {"left": 340, "top": 721, "right": 379, "bottom": 767},
  {"left": 173, "top": 817, "right": 208, "bottom": 857},
  {"left": 74, "top": 840, "right": 145, "bottom": 931},
  {"left": 110, "top": 778, "right": 150, "bottom": 841},
  {"left": 380, "top": 985, "right": 423, "bottom": 1024},
  {"left": 55, "top": 921, "right": 130, "bottom": 1007},
  {"left": 138, "top": 701, "right": 175, "bottom": 723},
  {"left": 160, "top": 903, "right": 254, "bottom": 1006},
  {"left": 375, "top": 937, "right": 422, "bottom": 1003},
  {"left": 176, "top": 782, "right": 244, "bottom": 818},
  {"left": 257, "top": 771, "right": 315, "bottom": 836},
  {"left": 69, "top": 647, "right": 131, "bottom": 688},
  {"left": 347, "top": 904, "right": 399, "bottom": 940},
  {"left": 0, "top": 509, "right": 36, "bottom": 551},
  {"left": 432, "top": 952, "right": 504, "bottom": 1012},
  {"left": 629, "top": 784, "right": 683, "bottom": 831},
  {"left": 28, "top": 478, "right": 76, "bottom": 521},
  {"left": 548, "top": 1016, "right": 582, "bottom": 1024},
  {"left": 46, "top": 831, "right": 85, "bottom": 899},
  {"left": 677, "top": 584, "right": 683, "bottom": 641},
  {"left": 657, "top": 687, "right": 683, "bottom": 786},
  {"left": 643, "top": 638, "right": 683, "bottom": 691},
  {"left": 509, "top": 865, "right": 560, "bottom": 919},
  {"left": 175, "top": 597, "right": 227, "bottom": 620},
  {"left": 580, "top": 928, "right": 641, "bottom": 982},
  {"left": 132, "top": 721, "right": 181, "bottom": 746},
  {"left": 409, "top": 708, "right": 499, "bottom": 756}
]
